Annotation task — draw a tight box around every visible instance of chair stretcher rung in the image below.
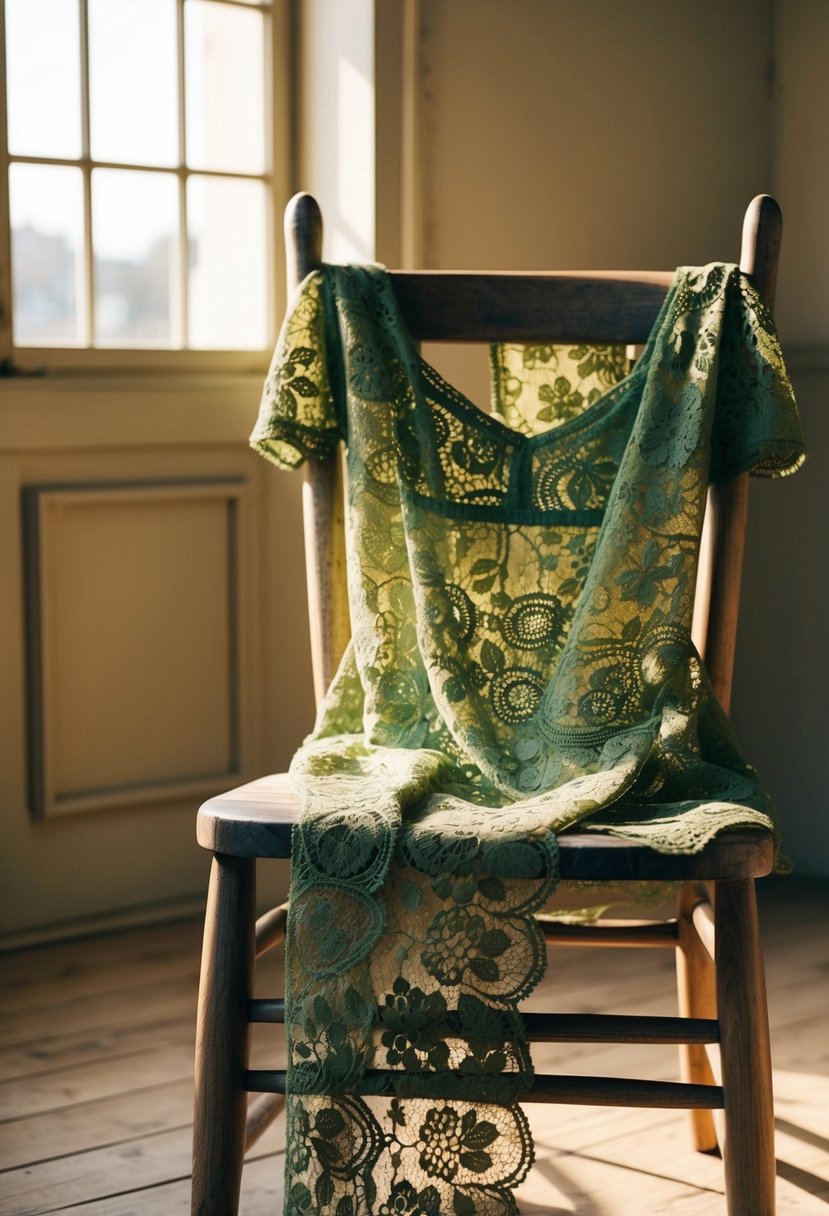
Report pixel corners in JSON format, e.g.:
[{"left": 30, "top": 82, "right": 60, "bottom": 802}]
[
  {"left": 248, "top": 1001, "right": 718, "bottom": 1045},
  {"left": 244, "top": 1092, "right": 285, "bottom": 1150},
  {"left": 537, "top": 917, "right": 679, "bottom": 946},
  {"left": 245, "top": 1069, "right": 723, "bottom": 1109},
  {"left": 249, "top": 908, "right": 681, "bottom": 952},
  {"left": 521, "top": 1012, "right": 719, "bottom": 1043},
  {"left": 250, "top": 998, "right": 285, "bottom": 1022},
  {"left": 254, "top": 902, "right": 289, "bottom": 958}
]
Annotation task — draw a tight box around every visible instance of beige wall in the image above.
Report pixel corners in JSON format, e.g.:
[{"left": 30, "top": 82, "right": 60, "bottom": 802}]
[
  {"left": 417, "top": 0, "right": 773, "bottom": 271},
  {"left": 771, "top": 0, "right": 829, "bottom": 345},
  {"left": 297, "top": 0, "right": 377, "bottom": 263}
]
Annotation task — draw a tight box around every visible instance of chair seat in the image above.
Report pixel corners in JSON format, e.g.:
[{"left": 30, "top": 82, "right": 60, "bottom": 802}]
[{"left": 197, "top": 774, "right": 774, "bottom": 881}]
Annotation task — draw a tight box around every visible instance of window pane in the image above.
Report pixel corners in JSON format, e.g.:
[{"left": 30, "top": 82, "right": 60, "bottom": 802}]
[
  {"left": 10, "top": 164, "right": 85, "bottom": 346},
  {"left": 89, "top": 0, "right": 178, "bottom": 167},
  {"left": 92, "top": 170, "right": 180, "bottom": 346},
  {"left": 188, "top": 176, "right": 267, "bottom": 349},
  {"left": 185, "top": 1, "right": 265, "bottom": 174},
  {"left": 5, "top": 0, "right": 81, "bottom": 158}
]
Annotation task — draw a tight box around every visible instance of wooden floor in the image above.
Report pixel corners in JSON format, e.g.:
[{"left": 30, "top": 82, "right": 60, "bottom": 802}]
[{"left": 1, "top": 878, "right": 827, "bottom": 1215}]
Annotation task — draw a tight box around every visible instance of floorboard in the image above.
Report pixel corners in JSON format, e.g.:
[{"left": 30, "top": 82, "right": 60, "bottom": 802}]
[{"left": 0, "top": 880, "right": 826, "bottom": 1215}]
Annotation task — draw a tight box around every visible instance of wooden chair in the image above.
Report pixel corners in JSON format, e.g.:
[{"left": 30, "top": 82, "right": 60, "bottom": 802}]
[{"left": 191, "top": 193, "right": 782, "bottom": 1216}]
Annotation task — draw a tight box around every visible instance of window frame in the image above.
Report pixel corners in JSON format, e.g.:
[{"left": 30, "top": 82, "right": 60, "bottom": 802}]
[{"left": 0, "top": 0, "right": 293, "bottom": 376}]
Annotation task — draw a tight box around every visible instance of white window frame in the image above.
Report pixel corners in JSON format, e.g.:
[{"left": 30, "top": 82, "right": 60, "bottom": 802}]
[{"left": 0, "top": 0, "right": 294, "bottom": 376}]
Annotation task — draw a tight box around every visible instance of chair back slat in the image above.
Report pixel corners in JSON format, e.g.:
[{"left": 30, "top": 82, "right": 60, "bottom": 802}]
[
  {"left": 286, "top": 193, "right": 781, "bottom": 714},
  {"left": 388, "top": 271, "right": 675, "bottom": 343}
]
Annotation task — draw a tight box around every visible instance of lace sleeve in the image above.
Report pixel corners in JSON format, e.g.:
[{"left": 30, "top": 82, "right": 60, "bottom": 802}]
[
  {"left": 709, "top": 272, "right": 806, "bottom": 483},
  {"left": 250, "top": 268, "right": 346, "bottom": 469}
]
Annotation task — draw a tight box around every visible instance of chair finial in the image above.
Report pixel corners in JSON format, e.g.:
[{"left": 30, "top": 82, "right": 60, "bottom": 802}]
[
  {"left": 740, "top": 194, "right": 782, "bottom": 308},
  {"left": 285, "top": 193, "right": 323, "bottom": 290}
]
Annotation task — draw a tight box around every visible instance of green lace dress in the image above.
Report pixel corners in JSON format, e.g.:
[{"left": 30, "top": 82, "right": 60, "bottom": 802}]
[{"left": 251, "top": 262, "right": 805, "bottom": 1216}]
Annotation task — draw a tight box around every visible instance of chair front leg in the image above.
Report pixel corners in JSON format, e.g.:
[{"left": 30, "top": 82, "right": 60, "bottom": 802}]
[
  {"left": 676, "top": 881, "right": 718, "bottom": 1152},
  {"left": 192, "top": 853, "right": 256, "bottom": 1216},
  {"left": 715, "top": 878, "right": 775, "bottom": 1216}
]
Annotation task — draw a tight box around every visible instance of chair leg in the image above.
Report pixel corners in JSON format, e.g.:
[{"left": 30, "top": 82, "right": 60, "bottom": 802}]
[
  {"left": 192, "top": 853, "right": 256, "bottom": 1216},
  {"left": 676, "top": 882, "right": 718, "bottom": 1152},
  {"left": 715, "top": 878, "right": 775, "bottom": 1216}
]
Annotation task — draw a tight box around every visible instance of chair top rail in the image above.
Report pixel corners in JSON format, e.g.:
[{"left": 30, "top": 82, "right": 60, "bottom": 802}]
[{"left": 387, "top": 270, "right": 676, "bottom": 343}]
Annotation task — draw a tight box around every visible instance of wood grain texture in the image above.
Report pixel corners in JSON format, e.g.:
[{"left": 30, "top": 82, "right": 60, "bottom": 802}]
[
  {"left": 715, "top": 879, "right": 776, "bottom": 1215},
  {"left": 0, "top": 1078, "right": 194, "bottom": 1171},
  {"left": 244, "top": 1093, "right": 285, "bottom": 1151},
  {"left": 246, "top": 1067, "right": 724, "bottom": 1109},
  {"left": 197, "top": 776, "right": 774, "bottom": 879},
  {"left": 284, "top": 192, "right": 323, "bottom": 297},
  {"left": 284, "top": 193, "right": 351, "bottom": 703},
  {"left": 2, "top": 881, "right": 826, "bottom": 1215},
  {"left": 248, "top": 1002, "right": 718, "bottom": 1044},
  {"left": 692, "top": 893, "right": 717, "bottom": 962},
  {"left": 254, "top": 901, "right": 288, "bottom": 958},
  {"left": 677, "top": 883, "right": 720, "bottom": 1152},
  {"left": 191, "top": 855, "right": 255, "bottom": 1216},
  {"left": 702, "top": 473, "right": 750, "bottom": 713},
  {"left": 56, "top": 1152, "right": 282, "bottom": 1216},
  {"left": 536, "top": 917, "right": 679, "bottom": 946},
  {"left": 387, "top": 270, "right": 674, "bottom": 342},
  {"left": 302, "top": 453, "right": 350, "bottom": 703},
  {"left": 0, "top": 1038, "right": 193, "bottom": 1122}
]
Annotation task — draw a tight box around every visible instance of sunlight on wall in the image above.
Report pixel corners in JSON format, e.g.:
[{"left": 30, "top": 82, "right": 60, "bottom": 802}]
[
  {"left": 298, "top": 0, "right": 376, "bottom": 264},
  {"left": 335, "top": 56, "right": 375, "bottom": 261}
]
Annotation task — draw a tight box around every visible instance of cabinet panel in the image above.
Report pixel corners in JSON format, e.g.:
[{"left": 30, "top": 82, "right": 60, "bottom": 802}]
[
  {"left": 0, "top": 401, "right": 315, "bottom": 944},
  {"left": 23, "top": 481, "right": 247, "bottom": 817}
]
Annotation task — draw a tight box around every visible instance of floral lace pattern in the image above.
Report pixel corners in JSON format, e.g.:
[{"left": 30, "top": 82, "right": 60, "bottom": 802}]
[
  {"left": 251, "top": 262, "right": 805, "bottom": 1214},
  {"left": 489, "top": 340, "right": 631, "bottom": 436}
]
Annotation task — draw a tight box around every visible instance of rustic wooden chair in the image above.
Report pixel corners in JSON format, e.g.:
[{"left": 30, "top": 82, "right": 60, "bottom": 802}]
[{"left": 191, "top": 193, "right": 782, "bottom": 1216}]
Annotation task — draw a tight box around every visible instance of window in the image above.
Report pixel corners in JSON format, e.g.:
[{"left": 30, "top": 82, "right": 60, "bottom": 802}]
[{"left": 1, "top": 0, "right": 285, "bottom": 370}]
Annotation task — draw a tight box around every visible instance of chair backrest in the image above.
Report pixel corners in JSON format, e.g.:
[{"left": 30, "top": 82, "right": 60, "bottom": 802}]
[{"left": 285, "top": 194, "right": 782, "bottom": 717}]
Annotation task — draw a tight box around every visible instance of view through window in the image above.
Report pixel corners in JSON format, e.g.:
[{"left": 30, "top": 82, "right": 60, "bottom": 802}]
[{"left": 3, "top": 0, "right": 274, "bottom": 354}]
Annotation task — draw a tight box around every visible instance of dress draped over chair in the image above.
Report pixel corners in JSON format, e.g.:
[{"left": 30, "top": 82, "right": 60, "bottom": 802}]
[{"left": 191, "top": 193, "right": 804, "bottom": 1216}]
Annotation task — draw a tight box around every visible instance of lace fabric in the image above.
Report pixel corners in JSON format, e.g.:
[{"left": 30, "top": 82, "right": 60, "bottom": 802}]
[{"left": 251, "top": 262, "right": 805, "bottom": 1216}]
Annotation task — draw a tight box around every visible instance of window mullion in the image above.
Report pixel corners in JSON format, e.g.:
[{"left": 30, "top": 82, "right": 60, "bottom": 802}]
[
  {"left": 177, "top": 0, "right": 189, "bottom": 349},
  {"left": 269, "top": 0, "right": 293, "bottom": 330},
  {"left": 0, "top": 8, "right": 14, "bottom": 362},
  {"left": 8, "top": 152, "right": 269, "bottom": 182},
  {"left": 79, "top": 0, "right": 94, "bottom": 348},
  {"left": 262, "top": 4, "right": 276, "bottom": 341}
]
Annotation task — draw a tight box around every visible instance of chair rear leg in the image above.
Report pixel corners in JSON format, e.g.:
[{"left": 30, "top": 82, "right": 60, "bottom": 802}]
[
  {"left": 715, "top": 878, "right": 775, "bottom": 1216},
  {"left": 676, "top": 882, "right": 718, "bottom": 1152},
  {"left": 192, "top": 853, "right": 255, "bottom": 1216}
]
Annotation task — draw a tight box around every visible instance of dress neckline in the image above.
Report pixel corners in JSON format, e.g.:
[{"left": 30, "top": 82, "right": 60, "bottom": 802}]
[{"left": 372, "top": 264, "right": 681, "bottom": 452}]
